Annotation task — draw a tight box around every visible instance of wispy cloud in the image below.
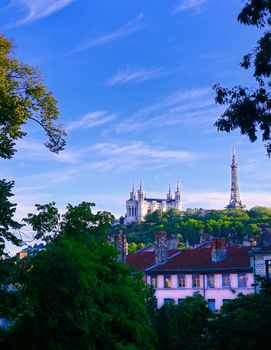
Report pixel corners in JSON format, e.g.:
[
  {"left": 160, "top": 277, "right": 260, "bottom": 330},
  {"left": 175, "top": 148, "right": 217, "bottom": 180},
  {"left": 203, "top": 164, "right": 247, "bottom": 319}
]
[
  {"left": 67, "top": 111, "right": 116, "bottom": 131},
  {"left": 114, "top": 87, "right": 219, "bottom": 133},
  {"left": 93, "top": 142, "right": 196, "bottom": 161},
  {"left": 15, "top": 140, "right": 87, "bottom": 164},
  {"left": 67, "top": 13, "right": 145, "bottom": 54},
  {"left": 175, "top": 0, "right": 207, "bottom": 13},
  {"left": 105, "top": 66, "right": 164, "bottom": 87},
  {"left": 7, "top": 0, "right": 73, "bottom": 27},
  {"left": 87, "top": 141, "right": 201, "bottom": 172}
]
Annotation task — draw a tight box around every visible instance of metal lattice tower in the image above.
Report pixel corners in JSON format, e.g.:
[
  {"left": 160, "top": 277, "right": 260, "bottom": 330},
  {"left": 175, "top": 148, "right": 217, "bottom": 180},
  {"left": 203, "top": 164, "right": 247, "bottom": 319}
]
[{"left": 227, "top": 148, "right": 246, "bottom": 209}]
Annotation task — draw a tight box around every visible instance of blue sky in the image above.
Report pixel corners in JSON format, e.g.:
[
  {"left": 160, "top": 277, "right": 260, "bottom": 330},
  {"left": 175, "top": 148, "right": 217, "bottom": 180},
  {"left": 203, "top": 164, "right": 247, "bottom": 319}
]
[{"left": 1, "top": 0, "right": 271, "bottom": 222}]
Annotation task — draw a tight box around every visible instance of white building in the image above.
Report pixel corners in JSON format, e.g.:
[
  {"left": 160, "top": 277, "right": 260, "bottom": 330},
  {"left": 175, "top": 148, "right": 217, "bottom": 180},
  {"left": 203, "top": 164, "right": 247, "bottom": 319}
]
[{"left": 125, "top": 183, "right": 182, "bottom": 224}]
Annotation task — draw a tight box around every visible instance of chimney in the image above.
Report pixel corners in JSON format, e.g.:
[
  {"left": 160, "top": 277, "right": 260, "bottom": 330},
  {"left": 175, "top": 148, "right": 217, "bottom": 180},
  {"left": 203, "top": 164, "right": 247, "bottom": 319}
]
[
  {"left": 211, "top": 238, "right": 227, "bottom": 262},
  {"left": 167, "top": 235, "right": 179, "bottom": 250},
  {"left": 155, "top": 231, "right": 168, "bottom": 264},
  {"left": 109, "top": 231, "right": 127, "bottom": 263}
]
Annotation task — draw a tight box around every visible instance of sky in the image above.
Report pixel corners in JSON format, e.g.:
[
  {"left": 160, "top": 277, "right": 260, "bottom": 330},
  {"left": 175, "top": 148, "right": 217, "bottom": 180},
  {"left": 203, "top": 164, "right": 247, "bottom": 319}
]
[{"left": 1, "top": 0, "right": 271, "bottom": 224}]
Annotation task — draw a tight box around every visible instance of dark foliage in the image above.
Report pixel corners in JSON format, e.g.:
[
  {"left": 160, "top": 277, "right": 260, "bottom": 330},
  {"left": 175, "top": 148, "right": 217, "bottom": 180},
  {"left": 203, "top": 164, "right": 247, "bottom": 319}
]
[{"left": 214, "top": 0, "right": 271, "bottom": 156}]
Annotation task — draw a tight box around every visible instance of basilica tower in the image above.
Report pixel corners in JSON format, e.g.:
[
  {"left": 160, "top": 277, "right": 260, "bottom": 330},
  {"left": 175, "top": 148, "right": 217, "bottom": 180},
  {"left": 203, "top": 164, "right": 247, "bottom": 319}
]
[{"left": 227, "top": 148, "right": 245, "bottom": 209}]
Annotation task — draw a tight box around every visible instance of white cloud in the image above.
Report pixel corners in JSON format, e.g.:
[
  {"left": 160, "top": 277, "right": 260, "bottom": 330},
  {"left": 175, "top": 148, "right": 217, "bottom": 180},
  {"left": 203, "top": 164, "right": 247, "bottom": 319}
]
[
  {"left": 8, "top": 0, "right": 73, "bottom": 26},
  {"left": 86, "top": 141, "right": 201, "bottom": 172},
  {"left": 105, "top": 66, "right": 164, "bottom": 87},
  {"left": 15, "top": 139, "right": 86, "bottom": 164},
  {"left": 93, "top": 142, "right": 196, "bottom": 161},
  {"left": 67, "top": 111, "right": 116, "bottom": 131},
  {"left": 175, "top": 0, "right": 207, "bottom": 13},
  {"left": 115, "top": 87, "right": 218, "bottom": 133},
  {"left": 68, "top": 13, "right": 144, "bottom": 54},
  {"left": 183, "top": 191, "right": 271, "bottom": 210}
]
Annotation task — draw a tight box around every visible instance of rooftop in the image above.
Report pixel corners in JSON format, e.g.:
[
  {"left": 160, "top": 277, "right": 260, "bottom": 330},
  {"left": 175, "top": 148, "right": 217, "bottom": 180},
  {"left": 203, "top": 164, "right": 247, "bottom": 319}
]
[{"left": 126, "top": 242, "right": 252, "bottom": 274}]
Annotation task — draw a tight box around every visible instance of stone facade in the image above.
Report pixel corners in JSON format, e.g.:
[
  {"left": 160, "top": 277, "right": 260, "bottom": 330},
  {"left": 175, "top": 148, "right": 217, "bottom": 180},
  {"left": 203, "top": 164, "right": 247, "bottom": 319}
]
[{"left": 125, "top": 183, "right": 182, "bottom": 224}]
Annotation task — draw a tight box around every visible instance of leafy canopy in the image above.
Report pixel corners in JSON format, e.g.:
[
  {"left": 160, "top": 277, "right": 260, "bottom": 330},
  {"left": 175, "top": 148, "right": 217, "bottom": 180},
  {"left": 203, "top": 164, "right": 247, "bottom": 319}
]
[
  {"left": 0, "top": 34, "right": 66, "bottom": 159},
  {"left": 154, "top": 294, "right": 211, "bottom": 350},
  {"left": 214, "top": 0, "right": 271, "bottom": 156},
  {"left": 1, "top": 202, "right": 156, "bottom": 350},
  {"left": 0, "top": 179, "right": 22, "bottom": 256}
]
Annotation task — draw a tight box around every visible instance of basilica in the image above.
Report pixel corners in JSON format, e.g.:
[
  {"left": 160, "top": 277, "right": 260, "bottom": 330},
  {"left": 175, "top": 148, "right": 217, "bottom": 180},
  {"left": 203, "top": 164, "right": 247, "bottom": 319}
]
[
  {"left": 124, "top": 150, "right": 245, "bottom": 224},
  {"left": 124, "top": 182, "right": 182, "bottom": 224}
]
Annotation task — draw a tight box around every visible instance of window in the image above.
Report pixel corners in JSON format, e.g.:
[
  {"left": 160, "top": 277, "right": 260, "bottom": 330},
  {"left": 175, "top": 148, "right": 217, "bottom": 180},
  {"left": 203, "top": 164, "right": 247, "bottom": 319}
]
[
  {"left": 178, "top": 298, "right": 185, "bottom": 304},
  {"left": 266, "top": 260, "right": 271, "bottom": 279},
  {"left": 150, "top": 276, "right": 157, "bottom": 288},
  {"left": 222, "top": 299, "right": 231, "bottom": 305},
  {"left": 164, "top": 298, "right": 174, "bottom": 305},
  {"left": 208, "top": 299, "right": 216, "bottom": 312},
  {"left": 178, "top": 275, "right": 186, "bottom": 288},
  {"left": 207, "top": 274, "right": 215, "bottom": 288},
  {"left": 222, "top": 273, "right": 231, "bottom": 287},
  {"left": 192, "top": 274, "right": 200, "bottom": 288},
  {"left": 238, "top": 273, "right": 247, "bottom": 288},
  {"left": 164, "top": 275, "right": 172, "bottom": 288}
]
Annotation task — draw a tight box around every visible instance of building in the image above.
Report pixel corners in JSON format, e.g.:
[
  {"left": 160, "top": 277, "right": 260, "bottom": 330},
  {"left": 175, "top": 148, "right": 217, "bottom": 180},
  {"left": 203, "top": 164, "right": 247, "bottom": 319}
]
[
  {"left": 125, "top": 182, "right": 182, "bottom": 224},
  {"left": 126, "top": 233, "right": 254, "bottom": 311},
  {"left": 249, "top": 224, "right": 271, "bottom": 292},
  {"left": 124, "top": 148, "right": 246, "bottom": 224}
]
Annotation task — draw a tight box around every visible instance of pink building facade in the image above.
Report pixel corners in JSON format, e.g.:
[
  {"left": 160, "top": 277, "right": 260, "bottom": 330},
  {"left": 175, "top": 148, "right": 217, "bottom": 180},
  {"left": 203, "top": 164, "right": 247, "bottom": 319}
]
[
  {"left": 146, "top": 271, "right": 254, "bottom": 310},
  {"left": 127, "top": 234, "right": 254, "bottom": 311}
]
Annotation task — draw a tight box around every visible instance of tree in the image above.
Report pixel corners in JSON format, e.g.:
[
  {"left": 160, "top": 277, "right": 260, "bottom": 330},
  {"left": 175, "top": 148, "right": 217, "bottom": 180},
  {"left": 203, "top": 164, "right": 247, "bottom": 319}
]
[
  {"left": 0, "top": 179, "right": 22, "bottom": 256},
  {"left": 214, "top": 0, "right": 271, "bottom": 156},
  {"left": 208, "top": 292, "right": 271, "bottom": 350},
  {"left": 249, "top": 206, "right": 271, "bottom": 218},
  {"left": 0, "top": 34, "right": 66, "bottom": 159},
  {"left": 1, "top": 202, "right": 156, "bottom": 350},
  {"left": 154, "top": 294, "right": 211, "bottom": 350},
  {"left": 0, "top": 180, "right": 23, "bottom": 324}
]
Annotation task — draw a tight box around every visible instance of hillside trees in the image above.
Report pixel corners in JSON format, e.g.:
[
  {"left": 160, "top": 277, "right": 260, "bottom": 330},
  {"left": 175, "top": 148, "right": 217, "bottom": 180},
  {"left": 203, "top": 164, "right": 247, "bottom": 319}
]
[
  {"left": 214, "top": 0, "right": 271, "bottom": 156},
  {"left": 123, "top": 208, "right": 271, "bottom": 248}
]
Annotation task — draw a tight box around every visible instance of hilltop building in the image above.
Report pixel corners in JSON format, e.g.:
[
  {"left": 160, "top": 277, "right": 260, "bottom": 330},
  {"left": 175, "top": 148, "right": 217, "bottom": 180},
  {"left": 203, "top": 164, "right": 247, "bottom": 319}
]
[{"left": 124, "top": 182, "right": 182, "bottom": 224}]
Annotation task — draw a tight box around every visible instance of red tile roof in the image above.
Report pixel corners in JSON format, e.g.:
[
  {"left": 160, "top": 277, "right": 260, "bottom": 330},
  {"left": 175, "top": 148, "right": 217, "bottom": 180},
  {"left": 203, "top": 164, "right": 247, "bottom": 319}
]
[
  {"left": 148, "top": 245, "right": 252, "bottom": 273},
  {"left": 126, "top": 242, "right": 252, "bottom": 273},
  {"left": 127, "top": 249, "right": 179, "bottom": 271}
]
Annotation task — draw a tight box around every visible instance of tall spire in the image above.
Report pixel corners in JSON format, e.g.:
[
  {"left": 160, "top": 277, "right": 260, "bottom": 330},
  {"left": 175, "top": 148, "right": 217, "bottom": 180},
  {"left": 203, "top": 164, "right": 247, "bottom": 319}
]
[
  {"left": 167, "top": 184, "right": 173, "bottom": 201},
  {"left": 227, "top": 148, "right": 245, "bottom": 209},
  {"left": 130, "top": 181, "right": 136, "bottom": 200},
  {"left": 176, "top": 181, "right": 180, "bottom": 192}
]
